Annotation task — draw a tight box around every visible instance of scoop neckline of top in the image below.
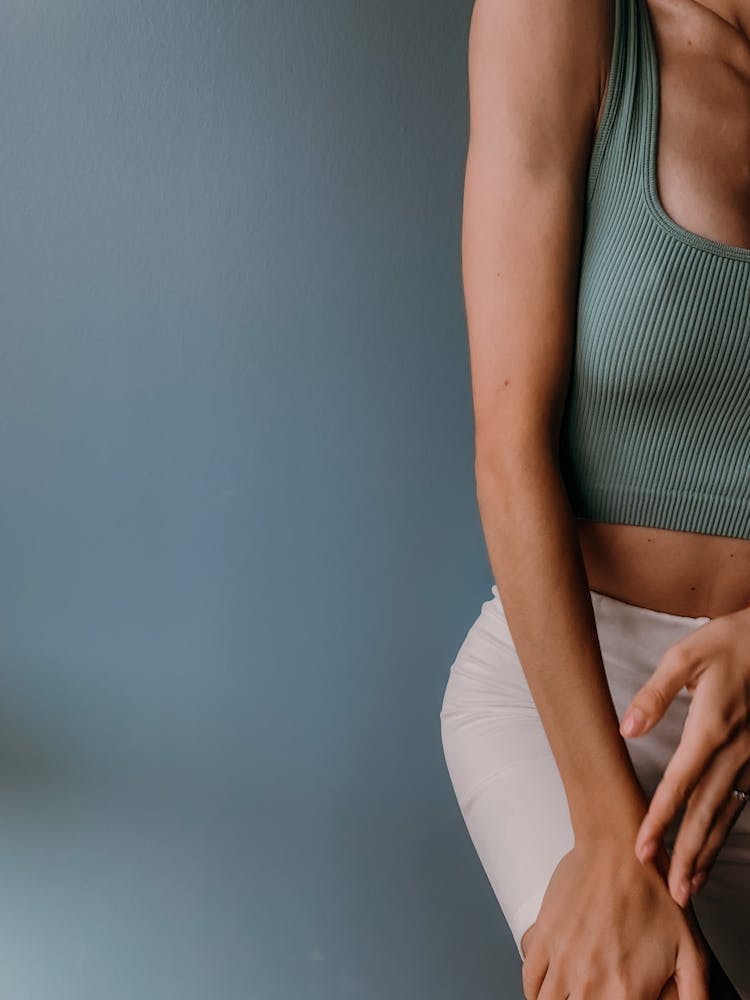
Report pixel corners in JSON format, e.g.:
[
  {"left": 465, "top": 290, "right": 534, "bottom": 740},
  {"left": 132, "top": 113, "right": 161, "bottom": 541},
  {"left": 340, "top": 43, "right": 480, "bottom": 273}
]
[{"left": 637, "top": 0, "right": 750, "bottom": 262}]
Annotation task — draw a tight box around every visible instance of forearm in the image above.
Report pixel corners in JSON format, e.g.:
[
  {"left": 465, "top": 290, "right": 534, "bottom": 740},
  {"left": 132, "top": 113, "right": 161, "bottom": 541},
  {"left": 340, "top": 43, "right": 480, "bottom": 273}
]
[{"left": 476, "top": 445, "right": 649, "bottom": 841}]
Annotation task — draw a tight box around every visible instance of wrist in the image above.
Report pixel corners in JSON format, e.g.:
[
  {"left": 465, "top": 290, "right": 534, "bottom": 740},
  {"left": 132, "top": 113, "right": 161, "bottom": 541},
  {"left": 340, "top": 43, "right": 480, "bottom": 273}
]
[
  {"left": 569, "top": 772, "right": 650, "bottom": 846},
  {"left": 574, "top": 823, "right": 642, "bottom": 852},
  {"left": 573, "top": 798, "right": 649, "bottom": 848}
]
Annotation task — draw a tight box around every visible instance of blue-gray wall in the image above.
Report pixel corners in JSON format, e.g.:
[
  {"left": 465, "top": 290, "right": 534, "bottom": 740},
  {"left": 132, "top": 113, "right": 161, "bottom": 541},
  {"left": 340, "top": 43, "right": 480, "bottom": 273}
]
[{"left": 0, "top": 1, "right": 521, "bottom": 996}]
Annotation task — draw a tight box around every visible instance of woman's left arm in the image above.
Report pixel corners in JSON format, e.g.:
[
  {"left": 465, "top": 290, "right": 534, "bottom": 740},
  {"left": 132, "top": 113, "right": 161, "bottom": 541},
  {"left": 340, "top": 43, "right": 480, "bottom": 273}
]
[{"left": 618, "top": 605, "right": 750, "bottom": 908}]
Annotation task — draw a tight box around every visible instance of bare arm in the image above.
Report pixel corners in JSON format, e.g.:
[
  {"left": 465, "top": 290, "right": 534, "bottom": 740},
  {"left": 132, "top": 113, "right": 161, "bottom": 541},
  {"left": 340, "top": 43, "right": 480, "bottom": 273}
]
[{"left": 464, "top": 0, "right": 646, "bottom": 842}]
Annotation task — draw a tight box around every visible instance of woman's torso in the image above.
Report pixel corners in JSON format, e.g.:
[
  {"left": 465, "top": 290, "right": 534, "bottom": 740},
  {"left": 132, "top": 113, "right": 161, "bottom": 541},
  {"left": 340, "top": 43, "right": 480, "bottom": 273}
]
[{"left": 576, "top": 0, "right": 750, "bottom": 620}]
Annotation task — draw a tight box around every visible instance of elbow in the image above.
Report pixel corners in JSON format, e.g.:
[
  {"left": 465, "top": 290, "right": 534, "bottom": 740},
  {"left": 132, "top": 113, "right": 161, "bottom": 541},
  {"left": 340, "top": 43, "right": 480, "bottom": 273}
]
[
  {"left": 474, "top": 433, "right": 561, "bottom": 513},
  {"left": 474, "top": 429, "right": 557, "bottom": 481}
]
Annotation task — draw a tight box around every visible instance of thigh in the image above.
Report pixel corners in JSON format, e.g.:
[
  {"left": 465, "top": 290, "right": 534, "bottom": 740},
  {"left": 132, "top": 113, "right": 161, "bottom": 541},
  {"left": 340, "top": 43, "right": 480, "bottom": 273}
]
[
  {"left": 440, "top": 590, "right": 575, "bottom": 959},
  {"left": 440, "top": 584, "right": 750, "bottom": 980}
]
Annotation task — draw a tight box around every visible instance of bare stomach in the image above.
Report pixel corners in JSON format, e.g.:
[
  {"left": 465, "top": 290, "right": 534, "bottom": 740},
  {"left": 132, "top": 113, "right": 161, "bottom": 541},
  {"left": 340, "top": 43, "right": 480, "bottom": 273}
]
[{"left": 575, "top": 519, "right": 750, "bottom": 621}]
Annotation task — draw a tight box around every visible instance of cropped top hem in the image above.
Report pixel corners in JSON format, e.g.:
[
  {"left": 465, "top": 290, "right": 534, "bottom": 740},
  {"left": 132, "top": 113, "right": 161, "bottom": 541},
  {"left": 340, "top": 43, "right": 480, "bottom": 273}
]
[{"left": 569, "top": 483, "right": 750, "bottom": 541}]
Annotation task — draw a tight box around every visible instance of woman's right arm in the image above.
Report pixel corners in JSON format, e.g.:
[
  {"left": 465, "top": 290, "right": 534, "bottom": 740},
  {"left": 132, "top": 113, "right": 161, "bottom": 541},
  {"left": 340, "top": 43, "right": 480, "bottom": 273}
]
[
  {"left": 463, "top": 0, "right": 710, "bottom": 993},
  {"left": 464, "top": 0, "right": 646, "bottom": 847}
]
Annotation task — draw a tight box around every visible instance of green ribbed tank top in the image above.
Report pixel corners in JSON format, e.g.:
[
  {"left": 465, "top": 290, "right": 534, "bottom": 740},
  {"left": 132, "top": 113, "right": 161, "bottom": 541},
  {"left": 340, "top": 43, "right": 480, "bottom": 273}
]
[{"left": 558, "top": 0, "right": 750, "bottom": 539}]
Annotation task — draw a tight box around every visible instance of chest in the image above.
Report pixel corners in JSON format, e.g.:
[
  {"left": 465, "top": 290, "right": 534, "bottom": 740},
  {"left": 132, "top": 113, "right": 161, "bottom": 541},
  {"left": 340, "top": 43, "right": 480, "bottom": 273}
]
[{"left": 646, "top": 0, "right": 750, "bottom": 251}]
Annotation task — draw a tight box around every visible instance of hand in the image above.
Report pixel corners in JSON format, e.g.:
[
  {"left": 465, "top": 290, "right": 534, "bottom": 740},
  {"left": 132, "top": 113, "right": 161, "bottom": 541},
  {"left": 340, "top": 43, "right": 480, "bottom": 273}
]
[
  {"left": 619, "top": 607, "right": 750, "bottom": 907},
  {"left": 520, "top": 837, "right": 709, "bottom": 999}
]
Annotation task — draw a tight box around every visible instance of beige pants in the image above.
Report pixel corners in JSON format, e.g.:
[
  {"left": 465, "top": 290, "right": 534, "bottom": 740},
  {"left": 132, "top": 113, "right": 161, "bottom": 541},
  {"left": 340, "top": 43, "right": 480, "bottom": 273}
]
[{"left": 440, "top": 583, "right": 750, "bottom": 997}]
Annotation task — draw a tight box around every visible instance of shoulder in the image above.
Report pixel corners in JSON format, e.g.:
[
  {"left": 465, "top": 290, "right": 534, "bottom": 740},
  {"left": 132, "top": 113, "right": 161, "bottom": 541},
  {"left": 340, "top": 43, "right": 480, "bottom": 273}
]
[{"left": 466, "top": 0, "right": 614, "bottom": 177}]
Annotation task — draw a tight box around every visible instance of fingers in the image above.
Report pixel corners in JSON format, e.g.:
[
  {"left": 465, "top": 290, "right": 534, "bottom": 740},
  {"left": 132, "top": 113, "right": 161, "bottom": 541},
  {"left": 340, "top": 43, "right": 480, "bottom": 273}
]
[
  {"left": 620, "top": 636, "right": 706, "bottom": 738},
  {"left": 536, "top": 972, "right": 566, "bottom": 999},
  {"left": 521, "top": 940, "right": 549, "bottom": 1000},
  {"left": 667, "top": 739, "right": 750, "bottom": 905},
  {"left": 691, "top": 800, "right": 744, "bottom": 878},
  {"left": 673, "top": 936, "right": 711, "bottom": 1000},
  {"left": 690, "top": 757, "right": 750, "bottom": 895},
  {"left": 657, "top": 978, "right": 680, "bottom": 999},
  {"left": 635, "top": 697, "right": 727, "bottom": 862}
]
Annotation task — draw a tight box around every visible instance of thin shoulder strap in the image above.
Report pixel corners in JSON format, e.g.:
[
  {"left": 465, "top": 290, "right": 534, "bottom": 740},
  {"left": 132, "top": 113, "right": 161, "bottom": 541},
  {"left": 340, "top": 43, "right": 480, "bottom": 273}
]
[{"left": 586, "top": 0, "right": 639, "bottom": 206}]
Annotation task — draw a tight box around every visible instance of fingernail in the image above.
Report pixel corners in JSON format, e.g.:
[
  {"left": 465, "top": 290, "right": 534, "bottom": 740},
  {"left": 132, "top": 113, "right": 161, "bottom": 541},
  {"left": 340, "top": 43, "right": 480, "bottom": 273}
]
[
  {"left": 671, "top": 876, "right": 690, "bottom": 907},
  {"left": 637, "top": 837, "right": 655, "bottom": 859},
  {"left": 621, "top": 708, "right": 645, "bottom": 736},
  {"left": 690, "top": 872, "right": 707, "bottom": 895}
]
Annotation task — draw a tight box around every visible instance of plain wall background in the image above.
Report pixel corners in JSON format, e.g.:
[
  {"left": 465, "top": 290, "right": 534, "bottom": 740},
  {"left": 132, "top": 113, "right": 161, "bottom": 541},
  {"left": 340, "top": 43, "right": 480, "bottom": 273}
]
[{"left": 0, "top": 0, "right": 523, "bottom": 995}]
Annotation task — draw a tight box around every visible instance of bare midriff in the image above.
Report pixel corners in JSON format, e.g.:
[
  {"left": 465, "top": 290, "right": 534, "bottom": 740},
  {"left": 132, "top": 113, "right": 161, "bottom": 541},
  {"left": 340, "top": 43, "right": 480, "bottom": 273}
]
[{"left": 575, "top": 519, "right": 750, "bottom": 619}]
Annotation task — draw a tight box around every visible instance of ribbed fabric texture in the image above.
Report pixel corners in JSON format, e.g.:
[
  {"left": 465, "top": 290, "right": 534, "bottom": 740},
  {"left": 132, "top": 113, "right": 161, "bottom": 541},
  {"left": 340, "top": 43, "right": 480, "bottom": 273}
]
[{"left": 558, "top": 0, "right": 750, "bottom": 539}]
